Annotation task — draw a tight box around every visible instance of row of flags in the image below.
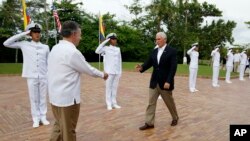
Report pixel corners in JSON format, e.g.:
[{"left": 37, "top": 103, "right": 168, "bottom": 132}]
[
  {"left": 21, "top": 0, "right": 62, "bottom": 32},
  {"left": 21, "top": 0, "right": 105, "bottom": 43}
]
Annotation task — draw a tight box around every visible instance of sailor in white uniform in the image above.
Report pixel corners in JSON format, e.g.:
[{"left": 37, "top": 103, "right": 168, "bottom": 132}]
[
  {"left": 211, "top": 45, "right": 221, "bottom": 87},
  {"left": 239, "top": 50, "right": 247, "bottom": 81},
  {"left": 225, "top": 48, "right": 234, "bottom": 83},
  {"left": 187, "top": 43, "right": 199, "bottom": 93},
  {"left": 95, "top": 33, "right": 122, "bottom": 110},
  {"left": 3, "top": 23, "right": 50, "bottom": 128}
]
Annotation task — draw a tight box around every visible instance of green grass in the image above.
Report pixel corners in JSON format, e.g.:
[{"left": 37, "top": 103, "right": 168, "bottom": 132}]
[
  {"left": 0, "top": 63, "right": 238, "bottom": 78},
  {"left": 0, "top": 63, "right": 23, "bottom": 74}
]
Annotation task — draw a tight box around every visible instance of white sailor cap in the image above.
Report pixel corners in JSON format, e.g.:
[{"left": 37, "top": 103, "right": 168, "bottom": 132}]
[
  {"left": 106, "top": 33, "right": 117, "bottom": 39},
  {"left": 214, "top": 45, "right": 220, "bottom": 49},
  {"left": 191, "top": 42, "right": 198, "bottom": 47},
  {"left": 25, "top": 23, "right": 42, "bottom": 32}
]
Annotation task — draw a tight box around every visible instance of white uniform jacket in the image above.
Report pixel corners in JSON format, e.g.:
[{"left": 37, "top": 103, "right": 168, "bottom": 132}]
[
  {"left": 187, "top": 47, "right": 199, "bottom": 69},
  {"left": 3, "top": 31, "right": 50, "bottom": 78},
  {"left": 95, "top": 39, "right": 122, "bottom": 75},
  {"left": 211, "top": 48, "right": 220, "bottom": 67},
  {"left": 48, "top": 40, "right": 104, "bottom": 107},
  {"left": 233, "top": 53, "right": 241, "bottom": 62},
  {"left": 240, "top": 52, "right": 247, "bottom": 65},
  {"left": 226, "top": 50, "right": 234, "bottom": 67}
]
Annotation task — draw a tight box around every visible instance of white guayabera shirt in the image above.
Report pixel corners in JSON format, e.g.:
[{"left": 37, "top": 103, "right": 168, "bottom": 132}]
[{"left": 48, "top": 40, "right": 104, "bottom": 107}]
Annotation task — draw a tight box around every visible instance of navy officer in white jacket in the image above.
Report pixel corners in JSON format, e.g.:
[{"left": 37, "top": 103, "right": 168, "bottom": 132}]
[
  {"left": 95, "top": 33, "right": 122, "bottom": 110},
  {"left": 48, "top": 21, "right": 108, "bottom": 141},
  {"left": 211, "top": 45, "right": 221, "bottom": 87},
  {"left": 187, "top": 42, "right": 199, "bottom": 93},
  {"left": 239, "top": 50, "right": 248, "bottom": 81},
  {"left": 225, "top": 48, "right": 234, "bottom": 83},
  {"left": 3, "top": 23, "right": 50, "bottom": 128}
]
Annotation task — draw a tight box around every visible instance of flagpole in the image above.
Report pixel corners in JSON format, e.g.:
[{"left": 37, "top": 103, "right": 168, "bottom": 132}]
[
  {"left": 53, "top": 15, "right": 57, "bottom": 44},
  {"left": 98, "top": 12, "right": 101, "bottom": 70},
  {"left": 19, "top": 0, "right": 28, "bottom": 63},
  {"left": 53, "top": 0, "right": 57, "bottom": 44}
]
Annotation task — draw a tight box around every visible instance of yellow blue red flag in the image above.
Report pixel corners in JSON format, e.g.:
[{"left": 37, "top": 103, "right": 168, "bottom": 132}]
[
  {"left": 99, "top": 15, "right": 105, "bottom": 42},
  {"left": 21, "top": 0, "right": 30, "bottom": 30}
]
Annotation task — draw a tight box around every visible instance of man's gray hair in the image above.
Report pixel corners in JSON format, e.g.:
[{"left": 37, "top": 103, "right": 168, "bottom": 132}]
[{"left": 156, "top": 32, "right": 167, "bottom": 39}]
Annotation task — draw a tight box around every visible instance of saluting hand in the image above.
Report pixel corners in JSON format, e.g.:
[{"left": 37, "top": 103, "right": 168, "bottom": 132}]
[
  {"left": 164, "top": 82, "right": 170, "bottom": 89},
  {"left": 135, "top": 64, "right": 142, "bottom": 72},
  {"left": 103, "top": 72, "right": 109, "bottom": 80}
]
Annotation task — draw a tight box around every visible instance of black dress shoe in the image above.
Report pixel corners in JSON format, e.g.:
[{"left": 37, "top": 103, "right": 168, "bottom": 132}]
[
  {"left": 171, "top": 119, "right": 178, "bottom": 126},
  {"left": 139, "top": 123, "right": 154, "bottom": 130}
]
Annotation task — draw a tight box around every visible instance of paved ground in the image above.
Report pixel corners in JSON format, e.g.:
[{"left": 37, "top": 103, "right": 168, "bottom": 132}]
[{"left": 0, "top": 71, "right": 250, "bottom": 141}]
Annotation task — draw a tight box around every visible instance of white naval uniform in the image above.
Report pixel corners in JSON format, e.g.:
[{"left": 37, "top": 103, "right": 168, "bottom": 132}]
[
  {"left": 187, "top": 46, "right": 199, "bottom": 92},
  {"left": 95, "top": 39, "right": 122, "bottom": 108},
  {"left": 48, "top": 40, "right": 104, "bottom": 107},
  {"left": 3, "top": 31, "right": 50, "bottom": 123},
  {"left": 239, "top": 52, "right": 247, "bottom": 80},
  {"left": 233, "top": 53, "right": 241, "bottom": 72},
  {"left": 211, "top": 48, "right": 220, "bottom": 87},
  {"left": 225, "top": 50, "right": 234, "bottom": 83}
]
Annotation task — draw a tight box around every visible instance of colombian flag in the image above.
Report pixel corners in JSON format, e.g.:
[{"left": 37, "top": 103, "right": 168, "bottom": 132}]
[
  {"left": 99, "top": 15, "right": 105, "bottom": 42},
  {"left": 21, "top": 0, "right": 30, "bottom": 30}
]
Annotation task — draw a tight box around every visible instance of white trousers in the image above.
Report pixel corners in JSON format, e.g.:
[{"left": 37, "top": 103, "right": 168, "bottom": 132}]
[
  {"left": 189, "top": 67, "right": 198, "bottom": 90},
  {"left": 239, "top": 64, "right": 246, "bottom": 80},
  {"left": 27, "top": 78, "right": 48, "bottom": 122},
  {"left": 212, "top": 66, "right": 220, "bottom": 86},
  {"left": 105, "top": 74, "right": 120, "bottom": 107},
  {"left": 225, "top": 66, "right": 233, "bottom": 81}
]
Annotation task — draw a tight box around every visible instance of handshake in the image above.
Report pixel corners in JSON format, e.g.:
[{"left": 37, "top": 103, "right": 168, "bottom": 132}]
[
  {"left": 135, "top": 64, "right": 142, "bottom": 72},
  {"left": 103, "top": 72, "right": 109, "bottom": 80}
]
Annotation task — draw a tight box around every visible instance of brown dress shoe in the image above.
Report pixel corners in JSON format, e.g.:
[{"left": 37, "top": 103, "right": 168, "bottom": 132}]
[
  {"left": 139, "top": 123, "right": 154, "bottom": 130},
  {"left": 171, "top": 119, "right": 178, "bottom": 126}
]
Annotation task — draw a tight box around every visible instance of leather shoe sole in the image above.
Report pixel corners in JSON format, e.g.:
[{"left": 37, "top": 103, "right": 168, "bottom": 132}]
[
  {"left": 139, "top": 123, "right": 154, "bottom": 130},
  {"left": 171, "top": 119, "right": 178, "bottom": 126}
]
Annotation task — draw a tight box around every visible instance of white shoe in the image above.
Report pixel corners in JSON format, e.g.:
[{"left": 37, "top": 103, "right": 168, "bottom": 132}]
[
  {"left": 212, "top": 84, "right": 220, "bottom": 87},
  {"left": 41, "top": 118, "right": 50, "bottom": 125},
  {"left": 194, "top": 89, "right": 199, "bottom": 92},
  {"left": 239, "top": 79, "right": 245, "bottom": 81},
  {"left": 225, "top": 80, "right": 232, "bottom": 83},
  {"left": 190, "top": 88, "right": 195, "bottom": 93},
  {"left": 190, "top": 90, "right": 195, "bottom": 93},
  {"left": 113, "top": 105, "right": 121, "bottom": 109},
  {"left": 33, "top": 121, "right": 39, "bottom": 128},
  {"left": 107, "top": 106, "right": 112, "bottom": 110}
]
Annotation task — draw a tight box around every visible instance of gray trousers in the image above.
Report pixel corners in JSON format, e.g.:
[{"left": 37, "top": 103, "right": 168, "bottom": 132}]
[{"left": 145, "top": 84, "right": 178, "bottom": 126}]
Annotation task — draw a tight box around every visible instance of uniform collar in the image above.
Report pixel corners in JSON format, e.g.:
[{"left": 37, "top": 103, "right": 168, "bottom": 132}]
[
  {"left": 59, "top": 40, "right": 76, "bottom": 48},
  {"left": 31, "top": 40, "right": 41, "bottom": 44}
]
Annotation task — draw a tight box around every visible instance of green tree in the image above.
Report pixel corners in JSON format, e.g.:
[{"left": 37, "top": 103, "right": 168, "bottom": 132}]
[
  {"left": 245, "top": 21, "right": 250, "bottom": 28},
  {"left": 0, "top": 0, "right": 24, "bottom": 63}
]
